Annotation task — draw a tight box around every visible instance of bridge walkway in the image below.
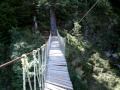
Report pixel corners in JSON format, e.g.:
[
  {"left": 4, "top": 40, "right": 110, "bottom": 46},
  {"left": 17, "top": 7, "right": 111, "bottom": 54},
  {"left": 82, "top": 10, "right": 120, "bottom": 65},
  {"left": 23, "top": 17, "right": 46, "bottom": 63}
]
[{"left": 45, "top": 36, "right": 73, "bottom": 90}]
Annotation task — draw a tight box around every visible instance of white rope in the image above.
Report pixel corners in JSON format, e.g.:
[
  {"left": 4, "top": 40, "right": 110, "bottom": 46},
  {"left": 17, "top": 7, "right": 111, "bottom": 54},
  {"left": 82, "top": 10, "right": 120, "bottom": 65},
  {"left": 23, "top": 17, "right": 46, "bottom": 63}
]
[
  {"left": 41, "top": 47, "right": 44, "bottom": 89},
  {"left": 26, "top": 68, "right": 33, "bottom": 90},
  {"left": 33, "top": 50, "right": 37, "bottom": 90},
  {"left": 21, "top": 54, "right": 26, "bottom": 90},
  {"left": 21, "top": 54, "right": 33, "bottom": 90},
  {"left": 37, "top": 48, "right": 41, "bottom": 88},
  {"left": 21, "top": 33, "right": 52, "bottom": 90},
  {"left": 20, "top": 32, "right": 66, "bottom": 90}
]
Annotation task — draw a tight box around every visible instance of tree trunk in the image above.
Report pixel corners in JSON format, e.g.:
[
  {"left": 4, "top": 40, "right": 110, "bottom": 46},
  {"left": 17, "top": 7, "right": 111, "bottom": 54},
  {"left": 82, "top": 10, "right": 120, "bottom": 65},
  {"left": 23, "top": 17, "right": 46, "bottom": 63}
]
[
  {"left": 33, "top": 16, "right": 38, "bottom": 32},
  {"left": 32, "top": 0, "right": 38, "bottom": 33},
  {"left": 50, "top": 8, "right": 57, "bottom": 36}
]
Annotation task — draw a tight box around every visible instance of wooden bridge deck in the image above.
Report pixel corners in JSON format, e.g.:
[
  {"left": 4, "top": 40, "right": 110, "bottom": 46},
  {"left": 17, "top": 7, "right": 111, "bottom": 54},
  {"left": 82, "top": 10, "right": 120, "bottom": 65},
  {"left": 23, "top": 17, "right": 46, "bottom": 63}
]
[{"left": 45, "top": 37, "right": 73, "bottom": 90}]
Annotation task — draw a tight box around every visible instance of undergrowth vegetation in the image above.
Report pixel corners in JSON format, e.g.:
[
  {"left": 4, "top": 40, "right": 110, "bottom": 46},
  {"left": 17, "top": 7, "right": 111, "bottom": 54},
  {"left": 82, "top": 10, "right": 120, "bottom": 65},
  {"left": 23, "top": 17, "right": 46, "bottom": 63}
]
[
  {"left": 10, "top": 27, "right": 44, "bottom": 58},
  {"left": 0, "top": 28, "right": 44, "bottom": 90},
  {"left": 11, "top": 28, "right": 45, "bottom": 90},
  {"left": 0, "top": 0, "right": 120, "bottom": 89},
  {"left": 65, "top": 33, "right": 120, "bottom": 90}
]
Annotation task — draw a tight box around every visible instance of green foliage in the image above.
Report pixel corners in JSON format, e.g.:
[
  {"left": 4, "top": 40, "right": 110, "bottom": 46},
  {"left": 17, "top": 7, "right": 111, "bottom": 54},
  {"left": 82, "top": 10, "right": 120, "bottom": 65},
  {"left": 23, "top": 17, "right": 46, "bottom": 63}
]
[
  {"left": 10, "top": 27, "right": 44, "bottom": 58},
  {"left": 0, "top": 27, "right": 44, "bottom": 90},
  {"left": 66, "top": 33, "right": 120, "bottom": 90},
  {"left": 0, "top": 1, "right": 17, "bottom": 30},
  {"left": 0, "top": 0, "right": 120, "bottom": 89},
  {"left": 10, "top": 28, "right": 44, "bottom": 90},
  {"left": 0, "top": 30, "right": 12, "bottom": 90}
]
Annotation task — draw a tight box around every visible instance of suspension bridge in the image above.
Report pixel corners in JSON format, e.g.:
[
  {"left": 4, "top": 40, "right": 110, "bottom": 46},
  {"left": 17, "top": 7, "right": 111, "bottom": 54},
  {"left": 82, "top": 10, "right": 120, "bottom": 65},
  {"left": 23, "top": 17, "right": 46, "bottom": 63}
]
[
  {"left": 21, "top": 31, "right": 73, "bottom": 90},
  {"left": 0, "top": 31, "right": 73, "bottom": 90},
  {"left": 0, "top": 7, "right": 73, "bottom": 89},
  {"left": 0, "top": 1, "right": 100, "bottom": 89}
]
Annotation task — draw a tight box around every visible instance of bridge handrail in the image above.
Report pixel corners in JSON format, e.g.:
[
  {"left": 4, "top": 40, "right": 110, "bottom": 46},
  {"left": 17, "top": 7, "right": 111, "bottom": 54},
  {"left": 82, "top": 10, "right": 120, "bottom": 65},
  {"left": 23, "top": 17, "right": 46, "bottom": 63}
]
[
  {"left": 21, "top": 33, "right": 52, "bottom": 90},
  {"left": 57, "top": 30, "right": 66, "bottom": 54}
]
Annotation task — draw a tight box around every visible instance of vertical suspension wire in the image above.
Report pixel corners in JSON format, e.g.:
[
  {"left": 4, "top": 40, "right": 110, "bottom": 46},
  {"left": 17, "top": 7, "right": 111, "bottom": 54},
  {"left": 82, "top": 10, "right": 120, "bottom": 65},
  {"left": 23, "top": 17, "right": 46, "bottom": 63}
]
[
  {"left": 21, "top": 54, "right": 33, "bottom": 90},
  {"left": 44, "top": 45, "right": 47, "bottom": 86},
  {"left": 44, "top": 45, "right": 47, "bottom": 68},
  {"left": 47, "top": 33, "right": 51, "bottom": 56},
  {"left": 26, "top": 68, "right": 33, "bottom": 90},
  {"left": 43, "top": 47, "right": 45, "bottom": 90},
  {"left": 42, "top": 46, "right": 45, "bottom": 89},
  {"left": 43, "top": 34, "right": 51, "bottom": 89},
  {"left": 33, "top": 50, "right": 37, "bottom": 90},
  {"left": 21, "top": 34, "right": 52, "bottom": 90},
  {"left": 21, "top": 54, "right": 27, "bottom": 90},
  {"left": 35, "top": 55, "right": 39, "bottom": 90},
  {"left": 40, "top": 48, "right": 43, "bottom": 90},
  {"left": 41, "top": 46, "right": 44, "bottom": 90},
  {"left": 44, "top": 44, "right": 47, "bottom": 89},
  {"left": 57, "top": 30, "right": 66, "bottom": 54},
  {"left": 22, "top": 61, "right": 26, "bottom": 90},
  {"left": 63, "top": 38, "right": 66, "bottom": 55},
  {"left": 42, "top": 45, "right": 46, "bottom": 90},
  {"left": 37, "top": 48, "right": 41, "bottom": 89}
]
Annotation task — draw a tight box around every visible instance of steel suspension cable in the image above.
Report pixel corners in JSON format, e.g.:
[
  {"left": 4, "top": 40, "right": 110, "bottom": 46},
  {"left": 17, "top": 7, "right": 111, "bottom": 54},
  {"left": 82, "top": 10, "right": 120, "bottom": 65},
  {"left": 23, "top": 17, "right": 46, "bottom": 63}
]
[
  {"left": 79, "top": 0, "right": 99, "bottom": 23},
  {"left": 0, "top": 52, "right": 32, "bottom": 68}
]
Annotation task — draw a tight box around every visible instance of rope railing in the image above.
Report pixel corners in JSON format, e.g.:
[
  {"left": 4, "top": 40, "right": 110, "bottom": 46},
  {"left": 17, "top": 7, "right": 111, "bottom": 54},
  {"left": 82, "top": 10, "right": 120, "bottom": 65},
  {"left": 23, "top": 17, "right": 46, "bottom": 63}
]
[
  {"left": 0, "top": 52, "right": 32, "bottom": 68},
  {"left": 0, "top": 33, "right": 52, "bottom": 90},
  {"left": 21, "top": 34, "right": 52, "bottom": 90},
  {"left": 21, "top": 45, "right": 46, "bottom": 90},
  {"left": 0, "top": 32, "right": 66, "bottom": 90}
]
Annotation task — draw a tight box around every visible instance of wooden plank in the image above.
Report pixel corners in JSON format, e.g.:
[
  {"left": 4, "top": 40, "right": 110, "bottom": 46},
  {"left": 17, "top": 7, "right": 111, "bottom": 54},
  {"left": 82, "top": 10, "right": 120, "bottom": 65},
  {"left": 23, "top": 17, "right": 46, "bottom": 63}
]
[
  {"left": 44, "top": 88, "right": 51, "bottom": 90},
  {"left": 47, "top": 62, "right": 67, "bottom": 65},
  {"left": 46, "top": 81, "right": 73, "bottom": 90},
  {"left": 46, "top": 80, "right": 72, "bottom": 89},
  {"left": 46, "top": 72, "right": 71, "bottom": 84},
  {"left": 46, "top": 75, "right": 72, "bottom": 85},
  {"left": 47, "top": 65, "right": 68, "bottom": 72},
  {"left": 47, "top": 70, "right": 69, "bottom": 77},
  {"left": 45, "top": 82, "right": 67, "bottom": 90},
  {"left": 48, "top": 61, "right": 66, "bottom": 63},
  {"left": 47, "top": 61, "right": 67, "bottom": 65},
  {"left": 48, "top": 57, "right": 66, "bottom": 61}
]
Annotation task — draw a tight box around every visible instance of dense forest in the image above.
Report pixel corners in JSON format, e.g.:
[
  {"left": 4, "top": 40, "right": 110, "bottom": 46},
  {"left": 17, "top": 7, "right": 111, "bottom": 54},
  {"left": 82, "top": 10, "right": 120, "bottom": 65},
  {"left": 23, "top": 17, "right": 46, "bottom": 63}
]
[{"left": 0, "top": 0, "right": 120, "bottom": 90}]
